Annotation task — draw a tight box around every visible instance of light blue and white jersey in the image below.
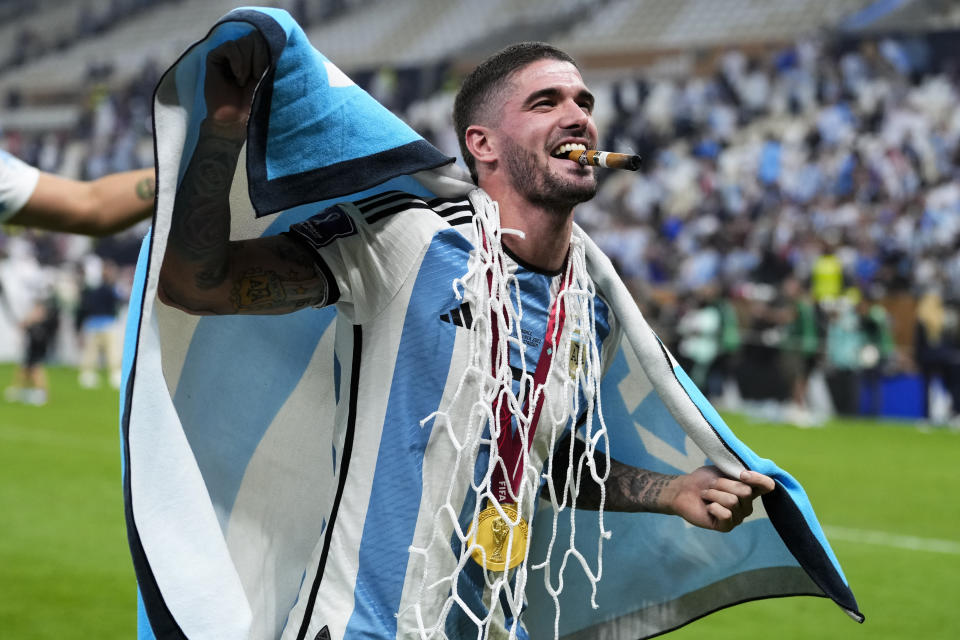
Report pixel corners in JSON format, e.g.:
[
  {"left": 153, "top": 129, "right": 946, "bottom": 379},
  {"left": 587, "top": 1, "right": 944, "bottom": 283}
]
[
  {"left": 284, "top": 191, "right": 618, "bottom": 638},
  {"left": 0, "top": 149, "right": 40, "bottom": 223}
]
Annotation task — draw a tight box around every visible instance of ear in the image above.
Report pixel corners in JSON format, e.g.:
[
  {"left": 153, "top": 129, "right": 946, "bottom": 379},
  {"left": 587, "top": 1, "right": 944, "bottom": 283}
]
[{"left": 465, "top": 124, "right": 497, "bottom": 168}]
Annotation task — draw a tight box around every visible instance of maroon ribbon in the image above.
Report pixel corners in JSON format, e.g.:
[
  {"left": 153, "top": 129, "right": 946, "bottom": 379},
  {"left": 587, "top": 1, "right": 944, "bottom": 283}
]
[{"left": 488, "top": 267, "right": 571, "bottom": 504}]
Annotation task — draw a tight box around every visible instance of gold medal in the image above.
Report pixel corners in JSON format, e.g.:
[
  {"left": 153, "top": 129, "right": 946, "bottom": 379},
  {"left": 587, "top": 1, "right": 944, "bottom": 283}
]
[{"left": 468, "top": 503, "right": 529, "bottom": 571}]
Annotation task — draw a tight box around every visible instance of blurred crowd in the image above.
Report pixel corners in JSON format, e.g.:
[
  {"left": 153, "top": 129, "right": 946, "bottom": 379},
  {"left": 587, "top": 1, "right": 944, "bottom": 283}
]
[
  {"left": 576, "top": 34, "right": 960, "bottom": 425},
  {"left": 1, "top": 0, "right": 174, "bottom": 75},
  {"left": 4, "top": 25, "right": 960, "bottom": 423}
]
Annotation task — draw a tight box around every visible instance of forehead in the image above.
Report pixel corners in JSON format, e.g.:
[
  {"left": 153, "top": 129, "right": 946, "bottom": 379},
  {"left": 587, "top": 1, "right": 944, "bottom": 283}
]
[{"left": 505, "top": 59, "right": 586, "bottom": 101}]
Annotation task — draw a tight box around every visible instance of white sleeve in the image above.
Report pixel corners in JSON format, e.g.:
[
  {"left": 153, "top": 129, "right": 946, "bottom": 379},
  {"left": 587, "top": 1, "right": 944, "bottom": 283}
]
[
  {"left": 286, "top": 197, "right": 440, "bottom": 323},
  {"left": 0, "top": 149, "right": 40, "bottom": 223}
]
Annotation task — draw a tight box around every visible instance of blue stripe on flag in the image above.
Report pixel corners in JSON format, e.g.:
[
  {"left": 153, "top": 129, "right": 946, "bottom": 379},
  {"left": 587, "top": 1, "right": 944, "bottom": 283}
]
[
  {"left": 173, "top": 309, "right": 335, "bottom": 529},
  {"left": 120, "top": 229, "right": 152, "bottom": 475},
  {"left": 671, "top": 364, "right": 849, "bottom": 583},
  {"left": 137, "top": 589, "right": 158, "bottom": 640}
]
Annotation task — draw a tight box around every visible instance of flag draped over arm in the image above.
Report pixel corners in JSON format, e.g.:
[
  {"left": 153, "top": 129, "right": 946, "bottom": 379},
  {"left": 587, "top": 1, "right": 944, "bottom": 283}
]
[{"left": 120, "top": 7, "right": 861, "bottom": 639}]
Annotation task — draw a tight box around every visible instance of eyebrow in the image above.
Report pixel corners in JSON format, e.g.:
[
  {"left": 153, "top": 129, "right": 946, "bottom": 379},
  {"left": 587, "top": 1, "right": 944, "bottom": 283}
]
[{"left": 523, "top": 87, "right": 595, "bottom": 110}]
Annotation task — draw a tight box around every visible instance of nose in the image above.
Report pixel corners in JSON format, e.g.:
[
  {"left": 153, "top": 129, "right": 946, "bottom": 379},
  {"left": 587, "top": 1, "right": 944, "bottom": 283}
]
[{"left": 558, "top": 98, "right": 590, "bottom": 131}]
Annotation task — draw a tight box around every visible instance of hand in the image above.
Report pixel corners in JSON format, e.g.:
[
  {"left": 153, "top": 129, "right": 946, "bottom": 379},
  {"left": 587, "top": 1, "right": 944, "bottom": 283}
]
[
  {"left": 204, "top": 31, "right": 270, "bottom": 127},
  {"left": 665, "top": 466, "right": 775, "bottom": 532}
]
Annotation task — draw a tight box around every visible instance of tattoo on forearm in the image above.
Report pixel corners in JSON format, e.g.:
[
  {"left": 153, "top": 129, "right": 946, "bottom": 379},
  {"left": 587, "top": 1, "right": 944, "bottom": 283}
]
[
  {"left": 607, "top": 468, "right": 673, "bottom": 512},
  {"left": 168, "top": 131, "right": 244, "bottom": 290},
  {"left": 547, "top": 434, "right": 677, "bottom": 513},
  {"left": 230, "top": 266, "right": 326, "bottom": 312},
  {"left": 136, "top": 177, "right": 156, "bottom": 201}
]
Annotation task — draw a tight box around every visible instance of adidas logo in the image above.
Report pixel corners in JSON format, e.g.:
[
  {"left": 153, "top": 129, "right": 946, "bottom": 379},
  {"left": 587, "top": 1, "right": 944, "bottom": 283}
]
[{"left": 439, "top": 302, "right": 474, "bottom": 328}]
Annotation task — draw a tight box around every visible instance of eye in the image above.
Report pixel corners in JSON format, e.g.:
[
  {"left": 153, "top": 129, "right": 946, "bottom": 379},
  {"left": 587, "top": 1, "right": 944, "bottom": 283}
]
[{"left": 532, "top": 99, "right": 554, "bottom": 109}]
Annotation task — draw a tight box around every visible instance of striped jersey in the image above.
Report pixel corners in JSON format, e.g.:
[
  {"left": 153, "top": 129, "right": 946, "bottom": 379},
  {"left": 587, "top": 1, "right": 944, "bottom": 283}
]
[{"left": 283, "top": 190, "right": 620, "bottom": 639}]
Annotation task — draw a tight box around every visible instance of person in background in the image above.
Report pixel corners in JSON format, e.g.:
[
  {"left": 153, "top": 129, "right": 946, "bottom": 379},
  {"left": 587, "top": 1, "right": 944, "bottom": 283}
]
[
  {"left": 824, "top": 290, "right": 863, "bottom": 416},
  {"left": 857, "top": 288, "right": 896, "bottom": 416},
  {"left": 75, "top": 258, "right": 123, "bottom": 389},
  {"left": 4, "top": 285, "right": 58, "bottom": 405},
  {"left": 675, "top": 284, "right": 722, "bottom": 392},
  {"left": 914, "top": 287, "right": 960, "bottom": 422},
  {"left": 781, "top": 275, "right": 821, "bottom": 424}
]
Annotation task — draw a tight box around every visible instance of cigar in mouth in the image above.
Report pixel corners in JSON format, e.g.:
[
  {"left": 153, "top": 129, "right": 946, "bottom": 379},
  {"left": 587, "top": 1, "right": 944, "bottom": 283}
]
[{"left": 553, "top": 149, "right": 642, "bottom": 171}]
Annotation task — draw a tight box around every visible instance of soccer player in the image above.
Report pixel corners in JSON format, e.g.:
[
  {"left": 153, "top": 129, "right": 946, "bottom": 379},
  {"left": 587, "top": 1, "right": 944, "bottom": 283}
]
[
  {"left": 158, "top": 33, "right": 776, "bottom": 637},
  {"left": 0, "top": 148, "right": 154, "bottom": 235}
]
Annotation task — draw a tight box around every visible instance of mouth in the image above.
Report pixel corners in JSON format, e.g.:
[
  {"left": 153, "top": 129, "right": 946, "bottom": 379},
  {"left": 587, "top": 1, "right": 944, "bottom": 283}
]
[{"left": 551, "top": 142, "right": 588, "bottom": 159}]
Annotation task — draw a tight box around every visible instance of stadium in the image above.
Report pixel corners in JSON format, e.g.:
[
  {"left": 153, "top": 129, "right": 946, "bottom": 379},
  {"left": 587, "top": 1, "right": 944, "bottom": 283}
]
[{"left": 1, "top": 1, "right": 958, "bottom": 638}]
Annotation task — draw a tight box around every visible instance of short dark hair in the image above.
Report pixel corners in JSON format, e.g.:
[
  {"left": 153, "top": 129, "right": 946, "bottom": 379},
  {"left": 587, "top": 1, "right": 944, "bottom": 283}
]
[{"left": 453, "top": 42, "right": 579, "bottom": 184}]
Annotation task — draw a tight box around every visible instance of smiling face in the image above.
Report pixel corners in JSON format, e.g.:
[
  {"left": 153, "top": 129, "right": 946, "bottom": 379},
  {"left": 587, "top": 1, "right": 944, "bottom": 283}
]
[{"left": 470, "top": 58, "right": 600, "bottom": 213}]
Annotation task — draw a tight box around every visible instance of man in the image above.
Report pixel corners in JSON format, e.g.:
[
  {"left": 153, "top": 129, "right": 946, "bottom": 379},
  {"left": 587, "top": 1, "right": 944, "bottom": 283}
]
[
  {"left": 158, "top": 33, "right": 775, "bottom": 638},
  {"left": 3, "top": 286, "right": 57, "bottom": 405},
  {"left": 76, "top": 259, "right": 123, "bottom": 389},
  {"left": 0, "top": 147, "right": 154, "bottom": 235}
]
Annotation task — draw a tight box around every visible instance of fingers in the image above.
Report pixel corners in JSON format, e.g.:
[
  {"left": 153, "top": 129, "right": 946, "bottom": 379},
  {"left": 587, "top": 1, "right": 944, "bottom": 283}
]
[
  {"left": 699, "top": 470, "right": 775, "bottom": 532},
  {"left": 701, "top": 487, "right": 753, "bottom": 513},
  {"left": 228, "top": 40, "right": 247, "bottom": 84},
  {"left": 739, "top": 470, "right": 776, "bottom": 495},
  {"left": 706, "top": 502, "right": 736, "bottom": 532},
  {"left": 209, "top": 32, "right": 269, "bottom": 86}
]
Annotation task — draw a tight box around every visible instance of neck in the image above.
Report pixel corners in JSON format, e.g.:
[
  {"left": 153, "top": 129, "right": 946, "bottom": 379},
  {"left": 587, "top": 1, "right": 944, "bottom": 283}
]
[{"left": 484, "top": 187, "right": 574, "bottom": 273}]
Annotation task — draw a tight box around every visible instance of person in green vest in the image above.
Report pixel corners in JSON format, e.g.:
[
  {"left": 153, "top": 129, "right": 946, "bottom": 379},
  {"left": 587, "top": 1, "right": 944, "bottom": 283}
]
[{"left": 811, "top": 237, "right": 844, "bottom": 305}]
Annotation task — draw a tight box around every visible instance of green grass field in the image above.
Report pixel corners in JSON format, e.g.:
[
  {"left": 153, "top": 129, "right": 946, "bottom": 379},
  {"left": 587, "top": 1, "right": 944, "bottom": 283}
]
[{"left": 1, "top": 364, "right": 958, "bottom": 638}]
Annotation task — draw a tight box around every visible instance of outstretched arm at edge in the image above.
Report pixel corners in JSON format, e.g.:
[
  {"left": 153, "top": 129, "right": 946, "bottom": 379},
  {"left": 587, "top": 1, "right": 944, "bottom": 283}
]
[
  {"left": 546, "top": 433, "right": 775, "bottom": 532},
  {"left": 10, "top": 168, "right": 155, "bottom": 236}
]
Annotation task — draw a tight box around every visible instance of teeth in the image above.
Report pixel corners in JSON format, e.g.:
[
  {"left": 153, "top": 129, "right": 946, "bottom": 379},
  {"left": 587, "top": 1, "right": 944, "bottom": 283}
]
[{"left": 553, "top": 143, "right": 587, "bottom": 157}]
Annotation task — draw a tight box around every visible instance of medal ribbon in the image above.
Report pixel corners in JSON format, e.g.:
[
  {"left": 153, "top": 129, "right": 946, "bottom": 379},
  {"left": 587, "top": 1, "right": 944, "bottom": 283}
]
[{"left": 489, "top": 265, "right": 571, "bottom": 505}]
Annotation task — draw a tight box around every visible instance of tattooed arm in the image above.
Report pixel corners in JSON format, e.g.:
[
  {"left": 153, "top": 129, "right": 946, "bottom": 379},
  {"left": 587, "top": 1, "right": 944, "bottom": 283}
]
[
  {"left": 158, "top": 31, "right": 328, "bottom": 316},
  {"left": 547, "top": 434, "right": 775, "bottom": 532}
]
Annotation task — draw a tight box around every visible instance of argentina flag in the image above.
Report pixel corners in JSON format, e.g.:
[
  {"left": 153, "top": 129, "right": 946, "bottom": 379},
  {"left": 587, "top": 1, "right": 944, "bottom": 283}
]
[{"left": 121, "top": 6, "right": 862, "bottom": 639}]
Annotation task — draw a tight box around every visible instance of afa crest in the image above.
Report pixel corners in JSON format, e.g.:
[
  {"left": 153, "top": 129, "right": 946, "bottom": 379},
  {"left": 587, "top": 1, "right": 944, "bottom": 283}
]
[{"left": 568, "top": 330, "right": 584, "bottom": 380}]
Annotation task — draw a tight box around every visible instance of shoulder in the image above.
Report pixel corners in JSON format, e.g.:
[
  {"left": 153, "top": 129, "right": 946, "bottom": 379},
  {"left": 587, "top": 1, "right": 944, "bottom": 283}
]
[
  {"left": 344, "top": 190, "right": 475, "bottom": 229},
  {"left": 287, "top": 190, "right": 475, "bottom": 253}
]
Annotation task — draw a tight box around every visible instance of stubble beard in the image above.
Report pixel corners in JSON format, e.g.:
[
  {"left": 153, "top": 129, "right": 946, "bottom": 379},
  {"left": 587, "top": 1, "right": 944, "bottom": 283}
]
[{"left": 502, "top": 138, "right": 597, "bottom": 215}]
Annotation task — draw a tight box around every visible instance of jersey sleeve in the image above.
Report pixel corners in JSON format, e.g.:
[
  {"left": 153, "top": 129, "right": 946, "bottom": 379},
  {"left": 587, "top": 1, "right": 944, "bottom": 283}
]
[
  {"left": 285, "top": 194, "right": 440, "bottom": 323},
  {"left": 0, "top": 150, "right": 40, "bottom": 223}
]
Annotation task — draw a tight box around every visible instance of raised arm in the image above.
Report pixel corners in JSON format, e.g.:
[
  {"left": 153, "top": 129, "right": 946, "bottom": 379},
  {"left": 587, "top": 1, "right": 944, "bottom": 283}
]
[
  {"left": 9, "top": 168, "right": 155, "bottom": 236},
  {"left": 158, "top": 32, "right": 328, "bottom": 316},
  {"left": 548, "top": 434, "right": 775, "bottom": 532}
]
